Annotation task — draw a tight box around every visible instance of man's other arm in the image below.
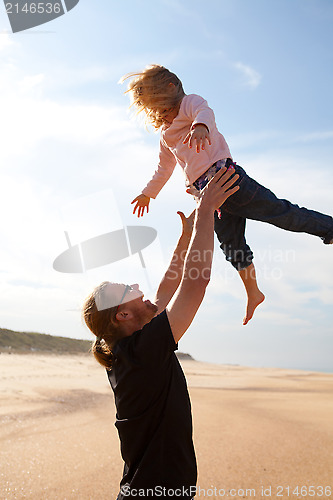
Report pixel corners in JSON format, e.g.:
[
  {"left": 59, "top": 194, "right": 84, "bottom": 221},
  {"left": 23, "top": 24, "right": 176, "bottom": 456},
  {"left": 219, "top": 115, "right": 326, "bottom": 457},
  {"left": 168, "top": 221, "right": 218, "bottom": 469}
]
[
  {"left": 154, "top": 210, "right": 194, "bottom": 315},
  {"left": 166, "top": 168, "right": 239, "bottom": 343}
]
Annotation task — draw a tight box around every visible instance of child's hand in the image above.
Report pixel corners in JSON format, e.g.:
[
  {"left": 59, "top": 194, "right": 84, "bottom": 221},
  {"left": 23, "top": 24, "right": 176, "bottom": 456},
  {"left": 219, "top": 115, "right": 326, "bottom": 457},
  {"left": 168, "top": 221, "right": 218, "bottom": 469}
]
[
  {"left": 131, "top": 194, "right": 151, "bottom": 217},
  {"left": 186, "top": 185, "right": 202, "bottom": 204},
  {"left": 183, "top": 124, "right": 211, "bottom": 153}
]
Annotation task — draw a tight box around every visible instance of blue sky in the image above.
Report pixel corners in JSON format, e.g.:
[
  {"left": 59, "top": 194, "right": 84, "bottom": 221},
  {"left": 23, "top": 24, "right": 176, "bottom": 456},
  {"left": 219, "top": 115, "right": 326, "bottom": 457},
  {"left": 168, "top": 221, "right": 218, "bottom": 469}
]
[{"left": 0, "top": 0, "right": 332, "bottom": 371}]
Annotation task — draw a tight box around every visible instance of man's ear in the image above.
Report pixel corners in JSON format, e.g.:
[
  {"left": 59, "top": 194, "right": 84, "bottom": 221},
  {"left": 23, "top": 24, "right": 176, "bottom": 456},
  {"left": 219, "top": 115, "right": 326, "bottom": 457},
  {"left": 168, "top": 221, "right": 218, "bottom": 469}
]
[{"left": 115, "top": 310, "right": 134, "bottom": 322}]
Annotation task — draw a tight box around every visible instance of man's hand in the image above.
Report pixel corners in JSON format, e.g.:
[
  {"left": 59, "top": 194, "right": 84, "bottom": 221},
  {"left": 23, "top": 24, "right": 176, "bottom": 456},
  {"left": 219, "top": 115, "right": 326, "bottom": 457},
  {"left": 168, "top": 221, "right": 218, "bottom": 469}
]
[
  {"left": 154, "top": 209, "right": 196, "bottom": 315},
  {"left": 183, "top": 124, "right": 211, "bottom": 153},
  {"left": 200, "top": 166, "right": 239, "bottom": 211},
  {"left": 177, "top": 210, "right": 195, "bottom": 239},
  {"left": 131, "top": 194, "right": 151, "bottom": 217}
]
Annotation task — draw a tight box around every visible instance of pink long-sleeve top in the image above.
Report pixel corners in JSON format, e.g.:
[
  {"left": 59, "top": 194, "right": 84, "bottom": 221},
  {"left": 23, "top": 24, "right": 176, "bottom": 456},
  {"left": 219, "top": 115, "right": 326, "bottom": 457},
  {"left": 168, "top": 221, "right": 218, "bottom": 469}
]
[{"left": 141, "top": 94, "right": 232, "bottom": 199}]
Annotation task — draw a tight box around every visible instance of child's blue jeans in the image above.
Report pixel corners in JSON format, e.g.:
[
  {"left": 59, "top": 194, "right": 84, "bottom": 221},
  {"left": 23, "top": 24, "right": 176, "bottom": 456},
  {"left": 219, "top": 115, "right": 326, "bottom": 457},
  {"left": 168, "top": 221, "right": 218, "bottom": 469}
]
[{"left": 192, "top": 158, "right": 333, "bottom": 271}]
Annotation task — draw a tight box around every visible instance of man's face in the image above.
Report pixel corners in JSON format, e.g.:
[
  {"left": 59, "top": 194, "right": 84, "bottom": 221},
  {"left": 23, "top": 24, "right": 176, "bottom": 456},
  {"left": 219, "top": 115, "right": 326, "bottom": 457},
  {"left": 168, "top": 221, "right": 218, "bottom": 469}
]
[
  {"left": 105, "top": 282, "right": 158, "bottom": 330},
  {"left": 121, "top": 283, "right": 158, "bottom": 320}
]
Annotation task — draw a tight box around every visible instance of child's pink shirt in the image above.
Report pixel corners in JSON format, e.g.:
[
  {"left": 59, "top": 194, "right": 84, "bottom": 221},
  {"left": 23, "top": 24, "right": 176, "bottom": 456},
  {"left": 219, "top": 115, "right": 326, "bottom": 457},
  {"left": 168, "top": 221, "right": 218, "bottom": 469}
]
[{"left": 142, "top": 94, "right": 232, "bottom": 199}]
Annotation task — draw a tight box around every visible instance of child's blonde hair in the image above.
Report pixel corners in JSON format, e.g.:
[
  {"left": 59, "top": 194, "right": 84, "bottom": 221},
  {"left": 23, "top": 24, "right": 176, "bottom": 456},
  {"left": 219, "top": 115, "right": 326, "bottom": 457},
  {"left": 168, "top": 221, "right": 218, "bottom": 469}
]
[{"left": 122, "top": 64, "right": 185, "bottom": 129}]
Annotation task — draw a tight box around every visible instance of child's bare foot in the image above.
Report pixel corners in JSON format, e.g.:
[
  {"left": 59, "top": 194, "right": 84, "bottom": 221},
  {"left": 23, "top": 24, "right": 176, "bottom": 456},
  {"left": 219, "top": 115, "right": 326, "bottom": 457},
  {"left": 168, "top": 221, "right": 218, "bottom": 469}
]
[{"left": 243, "top": 291, "right": 265, "bottom": 325}]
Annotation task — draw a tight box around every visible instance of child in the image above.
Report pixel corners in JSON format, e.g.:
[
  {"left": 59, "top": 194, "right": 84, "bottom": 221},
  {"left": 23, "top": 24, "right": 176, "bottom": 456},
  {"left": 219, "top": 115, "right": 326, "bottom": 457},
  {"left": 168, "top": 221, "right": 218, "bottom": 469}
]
[{"left": 122, "top": 64, "right": 333, "bottom": 325}]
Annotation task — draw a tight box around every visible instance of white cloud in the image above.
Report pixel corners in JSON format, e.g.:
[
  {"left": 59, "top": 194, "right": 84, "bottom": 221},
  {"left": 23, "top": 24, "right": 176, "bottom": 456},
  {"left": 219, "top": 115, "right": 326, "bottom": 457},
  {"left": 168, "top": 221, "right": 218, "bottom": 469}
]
[
  {"left": 234, "top": 61, "right": 262, "bottom": 89},
  {"left": 228, "top": 130, "right": 281, "bottom": 151},
  {"left": 0, "top": 57, "right": 169, "bottom": 337},
  {"left": 0, "top": 32, "right": 14, "bottom": 51},
  {"left": 19, "top": 73, "right": 45, "bottom": 91},
  {"left": 295, "top": 130, "right": 333, "bottom": 143}
]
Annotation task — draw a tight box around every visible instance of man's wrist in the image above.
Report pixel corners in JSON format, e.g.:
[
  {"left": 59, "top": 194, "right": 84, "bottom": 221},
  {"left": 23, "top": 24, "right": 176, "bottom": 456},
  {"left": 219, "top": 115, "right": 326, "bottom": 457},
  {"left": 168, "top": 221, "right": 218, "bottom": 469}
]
[
  {"left": 179, "top": 231, "right": 192, "bottom": 247},
  {"left": 197, "top": 198, "right": 215, "bottom": 217}
]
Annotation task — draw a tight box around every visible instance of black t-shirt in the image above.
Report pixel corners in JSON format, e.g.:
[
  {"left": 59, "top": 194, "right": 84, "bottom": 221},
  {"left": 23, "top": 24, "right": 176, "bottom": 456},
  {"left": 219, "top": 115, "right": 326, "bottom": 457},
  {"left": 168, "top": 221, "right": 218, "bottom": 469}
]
[{"left": 108, "top": 310, "right": 197, "bottom": 499}]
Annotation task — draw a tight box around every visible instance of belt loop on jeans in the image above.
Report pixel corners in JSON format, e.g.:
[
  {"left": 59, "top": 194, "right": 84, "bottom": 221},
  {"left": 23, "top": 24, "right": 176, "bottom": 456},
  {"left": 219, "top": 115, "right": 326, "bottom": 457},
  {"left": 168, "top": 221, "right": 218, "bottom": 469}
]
[{"left": 226, "top": 158, "right": 234, "bottom": 168}]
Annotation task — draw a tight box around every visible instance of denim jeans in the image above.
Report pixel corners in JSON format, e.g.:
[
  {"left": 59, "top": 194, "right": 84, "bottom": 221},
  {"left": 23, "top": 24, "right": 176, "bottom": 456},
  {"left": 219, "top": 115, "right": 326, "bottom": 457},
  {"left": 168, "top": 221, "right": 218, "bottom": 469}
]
[{"left": 193, "top": 159, "right": 333, "bottom": 271}]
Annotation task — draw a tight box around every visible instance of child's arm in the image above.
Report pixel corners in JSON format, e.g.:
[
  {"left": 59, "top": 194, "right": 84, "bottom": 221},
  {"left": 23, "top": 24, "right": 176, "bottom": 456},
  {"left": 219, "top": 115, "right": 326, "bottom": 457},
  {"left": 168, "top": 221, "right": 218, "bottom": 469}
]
[
  {"left": 182, "top": 95, "right": 216, "bottom": 153},
  {"left": 131, "top": 194, "right": 150, "bottom": 218},
  {"left": 131, "top": 139, "right": 177, "bottom": 217}
]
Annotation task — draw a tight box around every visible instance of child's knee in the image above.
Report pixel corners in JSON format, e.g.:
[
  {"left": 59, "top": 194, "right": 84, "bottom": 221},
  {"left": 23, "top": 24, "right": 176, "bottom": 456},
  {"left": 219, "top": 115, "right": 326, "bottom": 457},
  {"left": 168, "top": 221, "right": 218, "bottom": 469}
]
[{"left": 222, "top": 244, "right": 254, "bottom": 270}]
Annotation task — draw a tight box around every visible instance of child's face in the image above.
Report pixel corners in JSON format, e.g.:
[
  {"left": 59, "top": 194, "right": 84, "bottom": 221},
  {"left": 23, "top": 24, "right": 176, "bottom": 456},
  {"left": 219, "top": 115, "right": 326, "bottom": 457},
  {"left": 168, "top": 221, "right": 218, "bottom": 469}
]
[
  {"left": 155, "top": 82, "right": 183, "bottom": 125},
  {"left": 162, "top": 106, "right": 180, "bottom": 124},
  {"left": 149, "top": 104, "right": 180, "bottom": 126}
]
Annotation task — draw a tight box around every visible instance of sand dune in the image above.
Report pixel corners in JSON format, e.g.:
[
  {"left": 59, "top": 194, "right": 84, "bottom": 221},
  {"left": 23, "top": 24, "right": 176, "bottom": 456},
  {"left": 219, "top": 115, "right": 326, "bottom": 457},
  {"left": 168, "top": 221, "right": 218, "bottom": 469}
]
[{"left": 1, "top": 354, "right": 332, "bottom": 499}]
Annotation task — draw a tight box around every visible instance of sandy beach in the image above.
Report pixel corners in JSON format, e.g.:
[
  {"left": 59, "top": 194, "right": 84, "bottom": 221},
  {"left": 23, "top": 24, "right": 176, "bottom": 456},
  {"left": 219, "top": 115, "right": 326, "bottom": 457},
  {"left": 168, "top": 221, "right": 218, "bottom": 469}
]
[{"left": 1, "top": 354, "right": 332, "bottom": 499}]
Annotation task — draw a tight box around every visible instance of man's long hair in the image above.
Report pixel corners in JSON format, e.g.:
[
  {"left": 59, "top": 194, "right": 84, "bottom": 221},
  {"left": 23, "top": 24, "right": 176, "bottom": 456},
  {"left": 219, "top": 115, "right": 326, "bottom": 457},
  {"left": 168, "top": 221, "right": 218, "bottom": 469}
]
[{"left": 82, "top": 282, "right": 122, "bottom": 370}]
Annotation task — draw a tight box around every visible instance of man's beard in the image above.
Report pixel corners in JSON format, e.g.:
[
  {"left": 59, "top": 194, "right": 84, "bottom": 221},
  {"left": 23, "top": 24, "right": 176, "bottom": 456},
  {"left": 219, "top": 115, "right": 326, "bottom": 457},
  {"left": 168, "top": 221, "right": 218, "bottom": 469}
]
[
  {"left": 134, "top": 300, "right": 159, "bottom": 327},
  {"left": 145, "top": 300, "right": 158, "bottom": 315},
  {"left": 150, "top": 302, "right": 158, "bottom": 313}
]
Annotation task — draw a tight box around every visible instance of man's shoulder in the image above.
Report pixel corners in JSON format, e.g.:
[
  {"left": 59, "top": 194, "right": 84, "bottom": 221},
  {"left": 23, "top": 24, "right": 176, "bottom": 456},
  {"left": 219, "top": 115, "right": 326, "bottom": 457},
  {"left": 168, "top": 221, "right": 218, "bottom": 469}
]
[
  {"left": 117, "top": 310, "right": 173, "bottom": 348},
  {"left": 113, "top": 310, "right": 177, "bottom": 367},
  {"left": 142, "top": 309, "right": 170, "bottom": 332}
]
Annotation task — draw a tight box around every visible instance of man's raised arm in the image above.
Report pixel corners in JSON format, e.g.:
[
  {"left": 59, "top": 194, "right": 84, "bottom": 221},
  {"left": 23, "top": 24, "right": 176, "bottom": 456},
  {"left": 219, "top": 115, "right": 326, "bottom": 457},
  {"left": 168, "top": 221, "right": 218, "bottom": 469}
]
[
  {"left": 166, "top": 167, "right": 239, "bottom": 343},
  {"left": 154, "top": 210, "right": 195, "bottom": 315}
]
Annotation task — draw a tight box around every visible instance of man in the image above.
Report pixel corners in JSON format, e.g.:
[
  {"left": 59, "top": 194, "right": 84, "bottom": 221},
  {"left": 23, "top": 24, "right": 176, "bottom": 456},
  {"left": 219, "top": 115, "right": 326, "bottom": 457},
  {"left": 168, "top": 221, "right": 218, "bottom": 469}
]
[{"left": 83, "top": 167, "right": 239, "bottom": 499}]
